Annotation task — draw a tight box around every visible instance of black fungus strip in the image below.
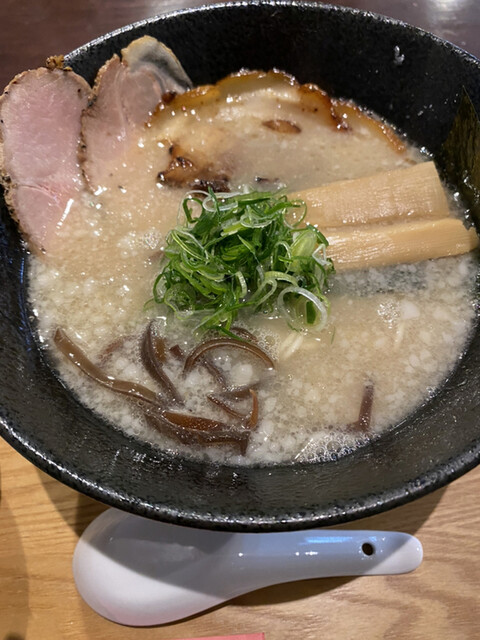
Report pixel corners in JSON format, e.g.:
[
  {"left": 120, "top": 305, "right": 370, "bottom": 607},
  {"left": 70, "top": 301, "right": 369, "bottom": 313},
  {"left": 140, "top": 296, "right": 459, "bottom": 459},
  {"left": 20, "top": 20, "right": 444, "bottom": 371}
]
[
  {"left": 144, "top": 410, "right": 249, "bottom": 453},
  {"left": 184, "top": 337, "right": 274, "bottom": 375},
  {"left": 169, "top": 344, "right": 185, "bottom": 360},
  {"left": 230, "top": 326, "right": 259, "bottom": 343},
  {"left": 141, "top": 321, "right": 183, "bottom": 404},
  {"left": 54, "top": 327, "right": 164, "bottom": 409},
  {"left": 96, "top": 334, "right": 133, "bottom": 366},
  {"left": 246, "top": 388, "right": 259, "bottom": 430},
  {"left": 207, "top": 394, "right": 246, "bottom": 419},
  {"left": 199, "top": 356, "right": 229, "bottom": 390},
  {"left": 348, "top": 381, "right": 374, "bottom": 432}
]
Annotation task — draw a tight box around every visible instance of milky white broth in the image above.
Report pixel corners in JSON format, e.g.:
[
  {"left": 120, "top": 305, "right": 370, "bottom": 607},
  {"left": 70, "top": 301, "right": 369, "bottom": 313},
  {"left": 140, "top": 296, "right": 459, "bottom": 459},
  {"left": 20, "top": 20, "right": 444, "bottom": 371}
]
[{"left": 28, "top": 75, "right": 478, "bottom": 465}]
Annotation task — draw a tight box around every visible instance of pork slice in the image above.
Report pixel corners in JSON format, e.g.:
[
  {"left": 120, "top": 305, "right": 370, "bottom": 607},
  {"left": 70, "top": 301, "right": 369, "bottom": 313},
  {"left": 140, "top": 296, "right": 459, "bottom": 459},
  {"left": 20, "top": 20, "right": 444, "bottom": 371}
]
[
  {"left": 0, "top": 66, "right": 90, "bottom": 252},
  {"left": 81, "top": 36, "right": 192, "bottom": 191}
]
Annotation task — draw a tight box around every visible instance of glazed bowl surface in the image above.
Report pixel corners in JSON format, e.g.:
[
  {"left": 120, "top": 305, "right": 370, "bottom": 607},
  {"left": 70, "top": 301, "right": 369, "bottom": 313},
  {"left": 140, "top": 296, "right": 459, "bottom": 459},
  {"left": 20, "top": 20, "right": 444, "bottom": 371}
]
[{"left": 1, "top": 1, "right": 480, "bottom": 531}]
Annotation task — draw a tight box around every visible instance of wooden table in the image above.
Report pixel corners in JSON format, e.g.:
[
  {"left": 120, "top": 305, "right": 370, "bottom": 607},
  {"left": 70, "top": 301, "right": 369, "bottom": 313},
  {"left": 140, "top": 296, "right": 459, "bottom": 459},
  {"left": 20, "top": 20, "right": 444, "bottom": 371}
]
[
  {"left": 1, "top": 1, "right": 480, "bottom": 638},
  {"left": 2, "top": 437, "right": 480, "bottom": 639}
]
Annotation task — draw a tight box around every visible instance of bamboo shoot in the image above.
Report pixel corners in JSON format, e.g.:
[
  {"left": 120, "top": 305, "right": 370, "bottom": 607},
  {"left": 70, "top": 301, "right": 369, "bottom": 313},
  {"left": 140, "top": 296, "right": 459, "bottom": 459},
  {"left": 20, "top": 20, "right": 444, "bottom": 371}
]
[
  {"left": 290, "top": 162, "right": 450, "bottom": 227},
  {"left": 326, "top": 218, "right": 478, "bottom": 271}
]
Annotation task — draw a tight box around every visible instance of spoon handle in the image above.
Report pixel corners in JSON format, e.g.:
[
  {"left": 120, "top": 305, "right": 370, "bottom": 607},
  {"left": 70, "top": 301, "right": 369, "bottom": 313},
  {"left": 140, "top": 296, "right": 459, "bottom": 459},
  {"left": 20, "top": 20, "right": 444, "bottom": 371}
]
[{"left": 73, "top": 508, "right": 423, "bottom": 627}]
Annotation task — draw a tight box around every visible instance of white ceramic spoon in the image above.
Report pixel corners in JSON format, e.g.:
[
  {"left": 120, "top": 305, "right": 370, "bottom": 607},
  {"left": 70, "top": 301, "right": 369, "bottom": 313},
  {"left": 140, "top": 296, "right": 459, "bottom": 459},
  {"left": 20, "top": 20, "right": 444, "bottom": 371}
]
[{"left": 73, "top": 508, "right": 423, "bottom": 626}]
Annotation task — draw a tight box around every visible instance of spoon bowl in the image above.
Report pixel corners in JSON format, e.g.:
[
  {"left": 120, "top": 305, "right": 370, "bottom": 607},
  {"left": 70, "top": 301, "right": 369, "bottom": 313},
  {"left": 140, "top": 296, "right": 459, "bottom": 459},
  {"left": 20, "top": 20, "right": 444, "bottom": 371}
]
[{"left": 73, "top": 509, "right": 423, "bottom": 626}]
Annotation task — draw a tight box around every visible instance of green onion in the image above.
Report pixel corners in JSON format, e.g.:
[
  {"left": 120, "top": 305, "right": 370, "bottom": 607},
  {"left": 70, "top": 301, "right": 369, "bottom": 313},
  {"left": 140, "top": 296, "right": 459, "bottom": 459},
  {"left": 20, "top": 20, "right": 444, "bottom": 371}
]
[{"left": 152, "top": 189, "right": 334, "bottom": 332}]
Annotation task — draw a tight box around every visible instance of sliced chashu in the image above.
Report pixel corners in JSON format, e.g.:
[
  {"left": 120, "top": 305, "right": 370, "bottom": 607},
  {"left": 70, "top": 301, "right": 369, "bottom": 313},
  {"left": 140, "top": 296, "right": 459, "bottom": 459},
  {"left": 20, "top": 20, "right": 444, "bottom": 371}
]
[
  {"left": 0, "top": 65, "right": 90, "bottom": 252},
  {"left": 145, "top": 69, "right": 409, "bottom": 194},
  {"left": 80, "top": 35, "right": 192, "bottom": 192},
  {"left": 150, "top": 69, "right": 408, "bottom": 146}
]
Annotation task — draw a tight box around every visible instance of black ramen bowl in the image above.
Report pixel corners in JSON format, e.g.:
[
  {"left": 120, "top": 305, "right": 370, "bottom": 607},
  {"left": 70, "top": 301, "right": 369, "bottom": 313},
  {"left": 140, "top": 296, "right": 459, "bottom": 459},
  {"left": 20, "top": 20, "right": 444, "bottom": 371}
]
[{"left": 1, "top": 1, "right": 480, "bottom": 532}]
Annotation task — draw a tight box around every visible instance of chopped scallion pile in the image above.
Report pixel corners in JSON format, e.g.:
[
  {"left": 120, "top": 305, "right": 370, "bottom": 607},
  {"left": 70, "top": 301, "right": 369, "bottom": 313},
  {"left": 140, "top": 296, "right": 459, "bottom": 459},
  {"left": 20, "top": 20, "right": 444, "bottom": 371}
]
[{"left": 152, "top": 189, "right": 334, "bottom": 333}]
